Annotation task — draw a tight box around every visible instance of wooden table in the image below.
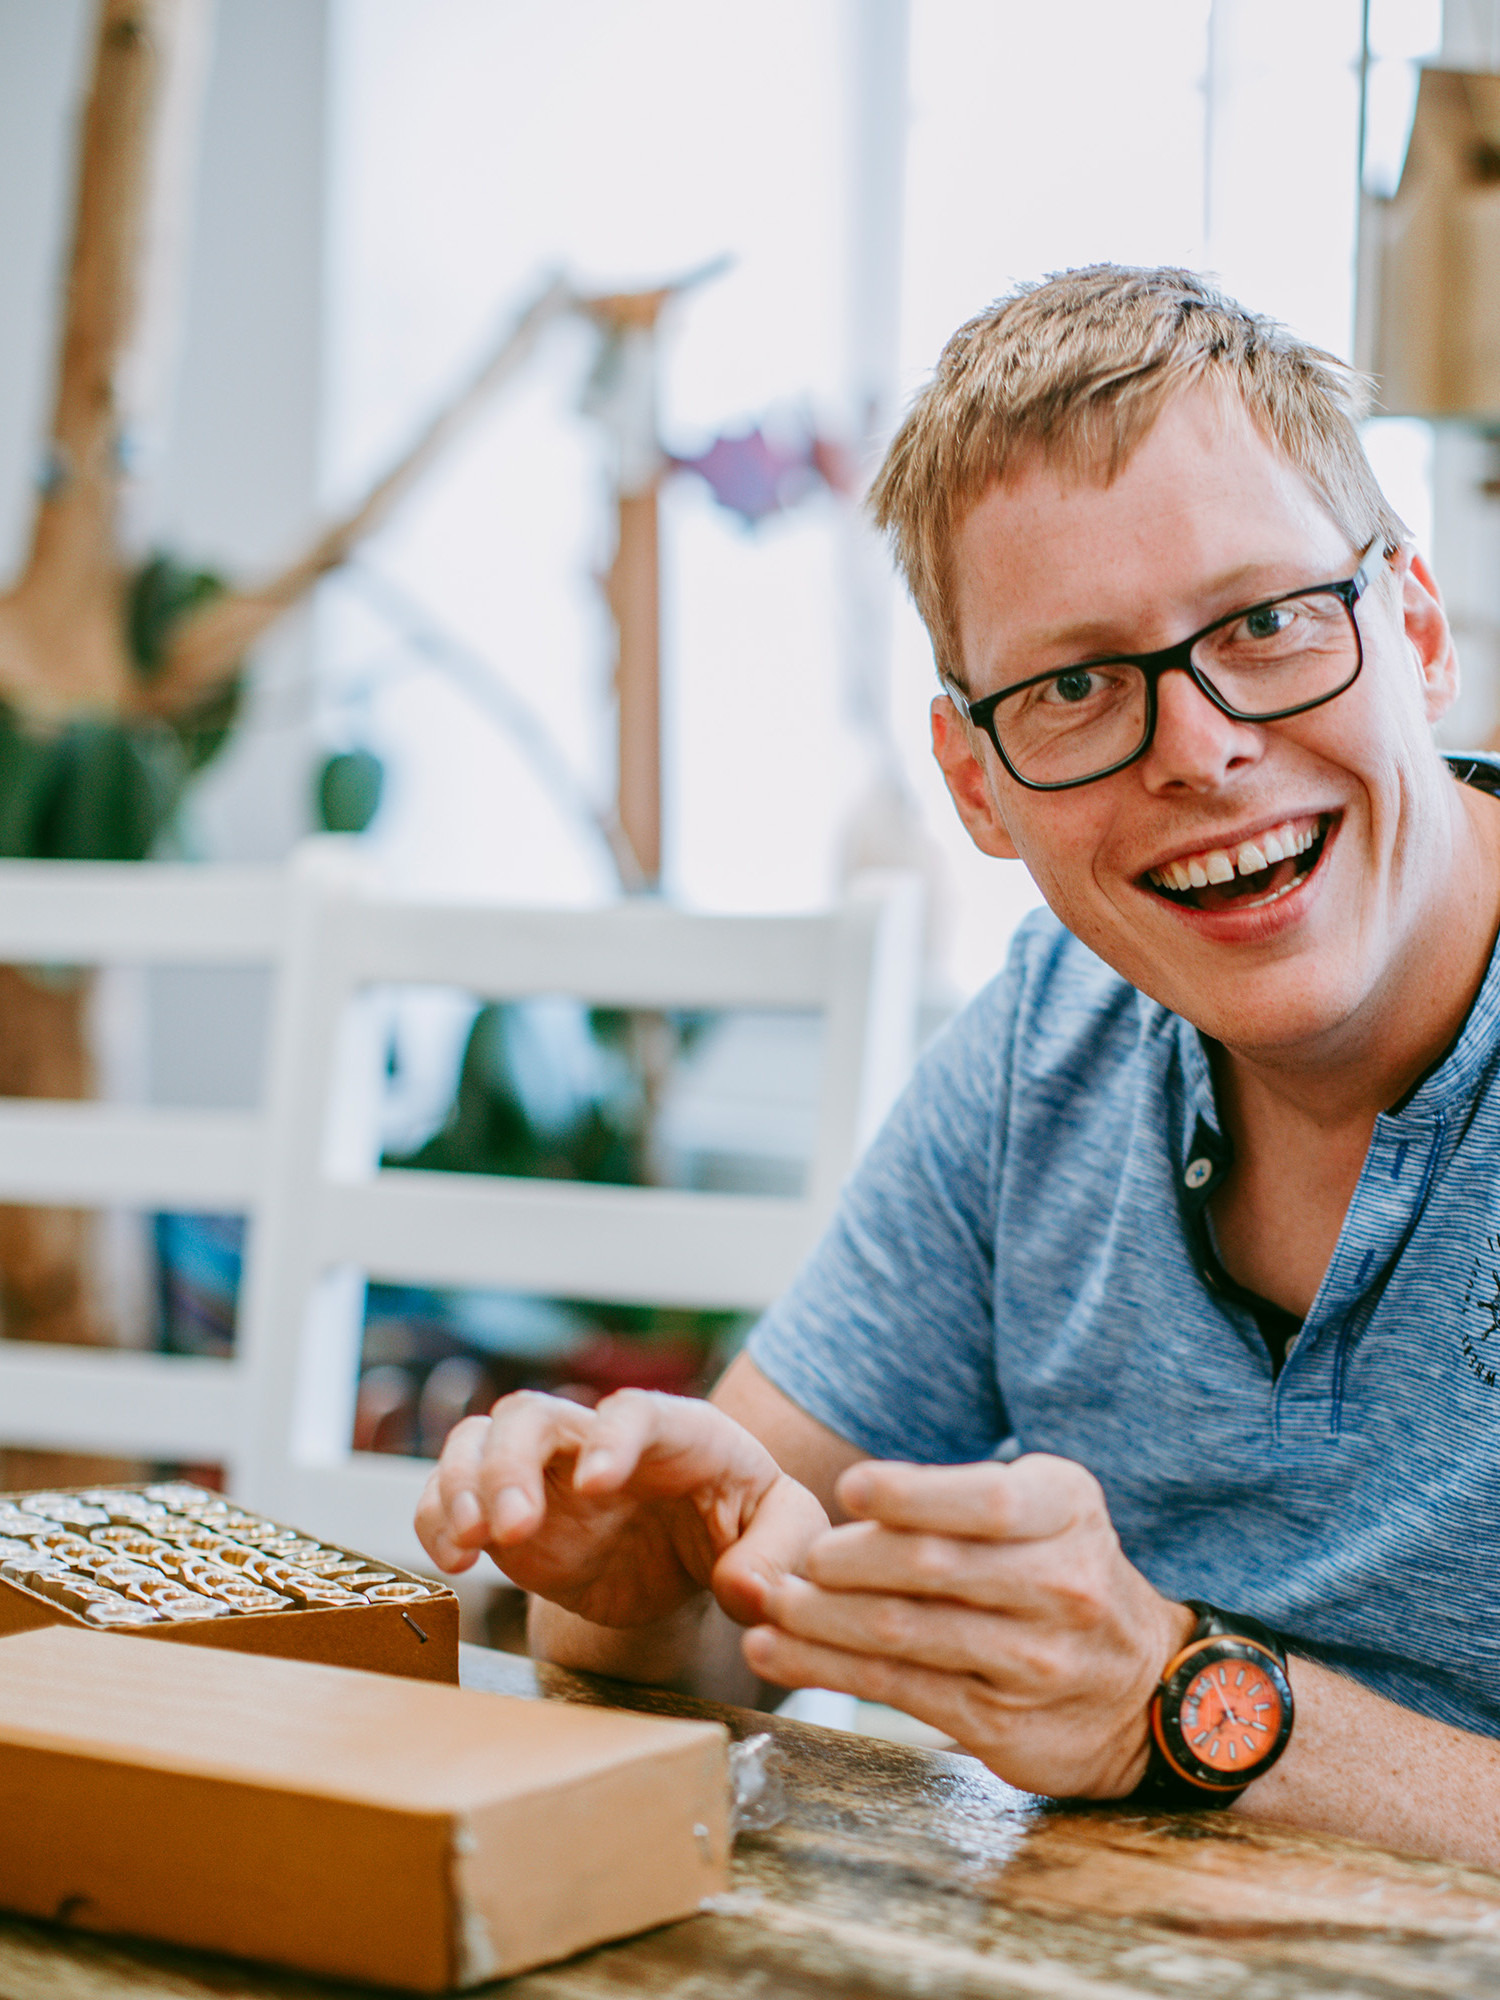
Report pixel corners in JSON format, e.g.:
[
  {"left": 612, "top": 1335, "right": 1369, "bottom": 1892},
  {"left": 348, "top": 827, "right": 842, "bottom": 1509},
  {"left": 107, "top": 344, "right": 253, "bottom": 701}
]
[{"left": 7, "top": 1642, "right": 1500, "bottom": 1997}]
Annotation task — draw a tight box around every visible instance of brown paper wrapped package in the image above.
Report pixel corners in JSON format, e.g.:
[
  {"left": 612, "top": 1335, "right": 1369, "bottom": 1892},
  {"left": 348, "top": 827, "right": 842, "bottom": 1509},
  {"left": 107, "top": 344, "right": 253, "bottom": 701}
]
[{"left": 0, "top": 1626, "right": 730, "bottom": 1990}]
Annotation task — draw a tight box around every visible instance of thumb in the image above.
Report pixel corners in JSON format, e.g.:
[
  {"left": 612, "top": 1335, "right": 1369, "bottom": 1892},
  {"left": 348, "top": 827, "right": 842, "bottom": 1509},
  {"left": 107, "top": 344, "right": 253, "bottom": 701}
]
[{"left": 710, "top": 1473, "right": 829, "bottom": 1626}]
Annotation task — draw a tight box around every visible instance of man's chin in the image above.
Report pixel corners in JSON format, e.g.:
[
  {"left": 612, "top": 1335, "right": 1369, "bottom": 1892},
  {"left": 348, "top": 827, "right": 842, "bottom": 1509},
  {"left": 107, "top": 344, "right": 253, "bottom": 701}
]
[{"left": 1150, "top": 963, "right": 1370, "bottom": 1061}]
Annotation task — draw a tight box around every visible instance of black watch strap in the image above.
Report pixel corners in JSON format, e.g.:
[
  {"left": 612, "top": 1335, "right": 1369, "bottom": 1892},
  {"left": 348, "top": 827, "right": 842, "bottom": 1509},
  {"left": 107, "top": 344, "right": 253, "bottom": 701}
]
[{"left": 1129, "top": 1600, "right": 1292, "bottom": 1811}]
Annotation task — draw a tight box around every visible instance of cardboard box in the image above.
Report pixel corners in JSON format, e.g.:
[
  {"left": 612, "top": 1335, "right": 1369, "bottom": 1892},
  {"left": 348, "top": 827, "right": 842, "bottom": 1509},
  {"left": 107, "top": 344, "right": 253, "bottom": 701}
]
[
  {"left": 0, "top": 1626, "right": 730, "bottom": 1990},
  {"left": 0, "top": 1483, "right": 458, "bottom": 1684},
  {"left": 1356, "top": 65, "right": 1500, "bottom": 418}
]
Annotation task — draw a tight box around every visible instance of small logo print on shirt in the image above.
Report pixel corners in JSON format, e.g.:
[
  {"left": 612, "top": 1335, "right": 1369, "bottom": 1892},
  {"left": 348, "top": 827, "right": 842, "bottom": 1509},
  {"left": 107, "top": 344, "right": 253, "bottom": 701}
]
[{"left": 1461, "top": 1235, "right": 1500, "bottom": 1389}]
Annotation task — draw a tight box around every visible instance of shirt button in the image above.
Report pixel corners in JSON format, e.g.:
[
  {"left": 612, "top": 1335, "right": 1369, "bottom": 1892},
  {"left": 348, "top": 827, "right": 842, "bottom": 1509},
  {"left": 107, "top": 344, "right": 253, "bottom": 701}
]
[{"left": 1184, "top": 1157, "right": 1214, "bottom": 1189}]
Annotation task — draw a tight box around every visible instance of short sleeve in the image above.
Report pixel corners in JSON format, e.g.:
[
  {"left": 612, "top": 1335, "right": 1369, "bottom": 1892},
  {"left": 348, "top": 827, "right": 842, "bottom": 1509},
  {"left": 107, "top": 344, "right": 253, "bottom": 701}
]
[{"left": 745, "top": 953, "right": 1022, "bottom": 1464}]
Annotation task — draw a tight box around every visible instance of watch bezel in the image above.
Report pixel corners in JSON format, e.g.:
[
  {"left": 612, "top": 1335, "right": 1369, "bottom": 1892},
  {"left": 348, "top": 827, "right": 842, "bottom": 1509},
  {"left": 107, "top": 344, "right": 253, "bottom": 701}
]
[{"left": 1153, "top": 1635, "right": 1294, "bottom": 1792}]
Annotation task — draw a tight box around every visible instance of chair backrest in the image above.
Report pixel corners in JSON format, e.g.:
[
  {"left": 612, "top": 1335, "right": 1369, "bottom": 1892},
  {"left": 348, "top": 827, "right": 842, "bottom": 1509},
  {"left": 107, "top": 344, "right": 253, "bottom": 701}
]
[
  {"left": 0, "top": 862, "right": 286, "bottom": 1470},
  {"left": 237, "top": 846, "right": 924, "bottom": 1570}
]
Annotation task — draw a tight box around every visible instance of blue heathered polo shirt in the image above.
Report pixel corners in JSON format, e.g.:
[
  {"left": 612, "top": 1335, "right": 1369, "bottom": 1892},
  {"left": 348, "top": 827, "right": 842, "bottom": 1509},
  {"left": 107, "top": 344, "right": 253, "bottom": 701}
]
[{"left": 748, "top": 761, "right": 1500, "bottom": 1738}]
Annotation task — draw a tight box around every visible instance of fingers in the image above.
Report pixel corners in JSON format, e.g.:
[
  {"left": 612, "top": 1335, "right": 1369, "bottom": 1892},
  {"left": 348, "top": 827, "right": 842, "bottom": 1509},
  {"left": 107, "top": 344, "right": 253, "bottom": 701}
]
[
  {"left": 835, "top": 1453, "right": 1096, "bottom": 1542},
  {"left": 414, "top": 1420, "right": 490, "bottom": 1571},
  {"left": 741, "top": 1620, "right": 975, "bottom": 1741},
  {"left": 415, "top": 1392, "right": 595, "bottom": 1564},
  {"left": 802, "top": 1518, "right": 1057, "bottom": 1613},
  {"left": 475, "top": 1391, "right": 597, "bottom": 1538},
  {"left": 415, "top": 1469, "right": 478, "bottom": 1573},
  {"left": 570, "top": 1388, "right": 677, "bottom": 1495},
  {"left": 574, "top": 1387, "right": 778, "bottom": 1508},
  {"left": 711, "top": 1474, "right": 830, "bottom": 1625},
  {"left": 414, "top": 1385, "right": 784, "bottom": 1582},
  {"left": 761, "top": 1573, "right": 1035, "bottom": 1680}
]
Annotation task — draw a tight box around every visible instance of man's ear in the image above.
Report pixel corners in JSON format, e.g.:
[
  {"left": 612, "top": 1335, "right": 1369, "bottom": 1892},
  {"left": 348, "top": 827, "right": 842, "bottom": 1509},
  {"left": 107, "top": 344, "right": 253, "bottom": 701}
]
[
  {"left": 1401, "top": 549, "right": 1460, "bottom": 722},
  {"left": 931, "top": 695, "right": 1021, "bottom": 859}
]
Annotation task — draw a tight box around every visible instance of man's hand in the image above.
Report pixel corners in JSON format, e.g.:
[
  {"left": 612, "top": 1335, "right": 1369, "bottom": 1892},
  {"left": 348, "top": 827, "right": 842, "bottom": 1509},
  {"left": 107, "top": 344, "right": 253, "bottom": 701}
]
[
  {"left": 743, "top": 1452, "right": 1193, "bottom": 1798},
  {"left": 415, "top": 1386, "right": 830, "bottom": 1631}
]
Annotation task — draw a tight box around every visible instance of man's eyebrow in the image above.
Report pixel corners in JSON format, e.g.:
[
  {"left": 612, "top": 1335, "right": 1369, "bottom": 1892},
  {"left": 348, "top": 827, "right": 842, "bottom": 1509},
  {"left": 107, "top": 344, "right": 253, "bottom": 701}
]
[{"left": 992, "top": 560, "right": 1320, "bottom": 664}]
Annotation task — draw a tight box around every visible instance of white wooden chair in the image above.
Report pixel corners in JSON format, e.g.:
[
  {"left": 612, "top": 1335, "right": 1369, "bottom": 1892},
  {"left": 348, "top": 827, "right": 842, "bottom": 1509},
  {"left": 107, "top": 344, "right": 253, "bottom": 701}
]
[
  {"left": 237, "top": 845, "right": 923, "bottom": 1573},
  {"left": 0, "top": 862, "right": 285, "bottom": 1471}
]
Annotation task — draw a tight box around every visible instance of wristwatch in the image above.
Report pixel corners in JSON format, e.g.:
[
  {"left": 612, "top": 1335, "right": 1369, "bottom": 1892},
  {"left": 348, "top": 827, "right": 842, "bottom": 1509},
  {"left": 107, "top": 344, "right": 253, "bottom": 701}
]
[{"left": 1131, "top": 1600, "right": 1294, "bottom": 1808}]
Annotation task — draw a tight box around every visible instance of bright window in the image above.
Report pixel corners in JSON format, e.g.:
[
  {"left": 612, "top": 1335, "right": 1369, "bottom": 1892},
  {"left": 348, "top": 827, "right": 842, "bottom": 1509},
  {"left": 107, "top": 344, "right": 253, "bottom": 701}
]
[{"left": 325, "top": 0, "right": 1436, "bottom": 994}]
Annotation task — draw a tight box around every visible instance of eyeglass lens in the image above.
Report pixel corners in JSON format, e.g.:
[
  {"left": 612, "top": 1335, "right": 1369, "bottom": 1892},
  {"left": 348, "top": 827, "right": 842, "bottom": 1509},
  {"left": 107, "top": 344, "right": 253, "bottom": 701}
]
[{"left": 991, "top": 590, "right": 1360, "bottom": 787}]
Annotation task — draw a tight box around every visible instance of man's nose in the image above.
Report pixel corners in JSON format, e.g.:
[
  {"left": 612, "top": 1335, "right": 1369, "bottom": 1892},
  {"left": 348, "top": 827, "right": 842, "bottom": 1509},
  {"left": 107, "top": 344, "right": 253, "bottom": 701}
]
[{"left": 1139, "top": 666, "right": 1264, "bottom": 792}]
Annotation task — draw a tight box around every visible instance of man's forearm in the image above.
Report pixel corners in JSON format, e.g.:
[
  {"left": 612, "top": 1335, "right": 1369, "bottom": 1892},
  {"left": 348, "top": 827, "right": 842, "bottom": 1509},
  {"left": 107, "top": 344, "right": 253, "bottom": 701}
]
[
  {"left": 528, "top": 1594, "right": 709, "bottom": 1685},
  {"left": 1237, "top": 1655, "right": 1500, "bottom": 1868}
]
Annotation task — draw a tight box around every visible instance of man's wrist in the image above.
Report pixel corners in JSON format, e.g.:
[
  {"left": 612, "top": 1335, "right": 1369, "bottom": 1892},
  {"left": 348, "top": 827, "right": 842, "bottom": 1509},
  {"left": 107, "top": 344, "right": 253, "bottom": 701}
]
[
  {"left": 528, "top": 1592, "right": 710, "bottom": 1685},
  {"left": 1128, "top": 1603, "right": 1295, "bottom": 1808},
  {"left": 1116, "top": 1597, "right": 1198, "bottom": 1794}
]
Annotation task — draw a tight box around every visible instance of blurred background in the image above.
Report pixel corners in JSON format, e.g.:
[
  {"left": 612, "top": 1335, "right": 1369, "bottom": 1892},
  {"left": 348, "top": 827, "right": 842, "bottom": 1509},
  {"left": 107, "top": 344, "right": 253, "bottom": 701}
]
[
  {"left": 10, "top": 0, "right": 1493, "bottom": 975},
  {"left": 2, "top": 0, "right": 1499, "bottom": 1530}
]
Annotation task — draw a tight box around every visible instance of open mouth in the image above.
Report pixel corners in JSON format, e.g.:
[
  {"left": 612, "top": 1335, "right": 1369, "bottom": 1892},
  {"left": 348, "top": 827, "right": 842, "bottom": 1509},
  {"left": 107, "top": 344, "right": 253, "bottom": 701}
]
[{"left": 1143, "top": 813, "right": 1334, "bottom": 915}]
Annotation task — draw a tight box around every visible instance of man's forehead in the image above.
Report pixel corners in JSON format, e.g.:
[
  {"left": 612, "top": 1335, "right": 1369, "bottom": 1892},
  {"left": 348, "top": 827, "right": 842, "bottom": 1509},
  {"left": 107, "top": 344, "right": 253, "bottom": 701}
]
[{"left": 951, "top": 389, "right": 1348, "bottom": 667}]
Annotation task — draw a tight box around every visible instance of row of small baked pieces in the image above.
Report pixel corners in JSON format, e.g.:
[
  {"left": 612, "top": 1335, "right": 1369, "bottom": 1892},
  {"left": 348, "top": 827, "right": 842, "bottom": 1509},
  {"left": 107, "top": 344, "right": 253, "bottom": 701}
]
[
  {"left": 78, "top": 1489, "right": 435, "bottom": 1594},
  {"left": 0, "top": 1529, "right": 289, "bottom": 1617},
  {"left": 92, "top": 1521, "right": 438, "bottom": 1602},
  {"left": 45, "top": 1532, "right": 290, "bottom": 1609},
  {"left": 0, "top": 1506, "right": 105, "bottom": 1548},
  {"left": 133, "top": 1482, "right": 327, "bottom": 1547},
  {"left": 22, "top": 1486, "right": 291, "bottom": 1545},
  {"left": 20, "top": 1522, "right": 435, "bottom": 1610},
  {"left": 0, "top": 1543, "right": 237, "bottom": 1625},
  {"left": 2, "top": 1492, "right": 439, "bottom": 1607},
  {"left": 17, "top": 1485, "right": 305, "bottom": 1548},
  {"left": 3, "top": 1491, "right": 394, "bottom": 1585},
  {"left": 88, "top": 1526, "right": 421, "bottom": 1606},
  {"left": 0, "top": 1508, "right": 437, "bottom": 1607}
]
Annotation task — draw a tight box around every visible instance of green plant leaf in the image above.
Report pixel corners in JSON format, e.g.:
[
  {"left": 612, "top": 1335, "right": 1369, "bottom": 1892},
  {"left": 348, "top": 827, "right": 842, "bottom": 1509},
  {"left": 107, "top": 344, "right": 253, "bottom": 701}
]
[
  {"left": 0, "top": 711, "right": 69, "bottom": 856},
  {"left": 168, "top": 674, "right": 244, "bottom": 774},
  {"left": 127, "top": 553, "right": 229, "bottom": 678},
  {"left": 33, "top": 720, "right": 189, "bottom": 861},
  {"left": 317, "top": 749, "right": 385, "bottom": 834}
]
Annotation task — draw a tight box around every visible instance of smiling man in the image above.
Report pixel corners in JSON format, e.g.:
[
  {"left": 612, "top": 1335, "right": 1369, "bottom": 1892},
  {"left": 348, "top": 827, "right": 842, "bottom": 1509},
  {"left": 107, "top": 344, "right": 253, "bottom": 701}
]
[{"left": 418, "top": 268, "right": 1500, "bottom": 1862}]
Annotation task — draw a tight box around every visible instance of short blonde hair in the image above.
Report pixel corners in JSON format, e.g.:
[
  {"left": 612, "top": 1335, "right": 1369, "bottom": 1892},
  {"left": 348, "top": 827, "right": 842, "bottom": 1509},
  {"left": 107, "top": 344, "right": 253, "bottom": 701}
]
[{"left": 868, "top": 265, "right": 1406, "bottom": 689}]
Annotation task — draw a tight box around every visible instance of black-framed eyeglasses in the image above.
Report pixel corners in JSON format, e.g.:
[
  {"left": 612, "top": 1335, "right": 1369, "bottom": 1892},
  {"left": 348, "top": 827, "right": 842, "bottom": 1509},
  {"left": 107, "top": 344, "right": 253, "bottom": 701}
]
[{"left": 943, "top": 536, "right": 1388, "bottom": 792}]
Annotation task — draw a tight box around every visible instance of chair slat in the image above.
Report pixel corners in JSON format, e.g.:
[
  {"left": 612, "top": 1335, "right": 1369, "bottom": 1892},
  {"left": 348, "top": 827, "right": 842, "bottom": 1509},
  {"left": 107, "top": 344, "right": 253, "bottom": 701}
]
[
  {"left": 0, "top": 1105, "right": 263, "bottom": 1207},
  {"left": 317, "top": 1171, "right": 816, "bottom": 1309},
  {"left": 0, "top": 864, "right": 285, "bottom": 961},
  {"left": 0, "top": 1347, "right": 241, "bottom": 1459},
  {"left": 326, "top": 901, "right": 837, "bottom": 1009}
]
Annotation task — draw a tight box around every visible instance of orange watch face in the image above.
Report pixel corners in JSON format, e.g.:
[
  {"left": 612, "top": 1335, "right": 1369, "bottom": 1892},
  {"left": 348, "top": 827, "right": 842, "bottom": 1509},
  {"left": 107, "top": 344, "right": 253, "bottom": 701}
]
[{"left": 1180, "top": 1656, "right": 1286, "bottom": 1773}]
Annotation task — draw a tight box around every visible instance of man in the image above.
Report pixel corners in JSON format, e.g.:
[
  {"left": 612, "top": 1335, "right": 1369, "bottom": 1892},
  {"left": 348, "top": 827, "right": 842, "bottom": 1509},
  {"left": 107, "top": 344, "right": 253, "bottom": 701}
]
[{"left": 417, "top": 267, "right": 1500, "bottom": 1864}]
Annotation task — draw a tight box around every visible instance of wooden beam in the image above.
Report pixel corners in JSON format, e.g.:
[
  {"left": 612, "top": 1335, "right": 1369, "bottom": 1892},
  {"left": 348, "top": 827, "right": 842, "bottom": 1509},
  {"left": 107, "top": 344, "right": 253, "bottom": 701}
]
[
  {"left": 608, "top": 490, "right": 662, "bottom": 887},
  {"left": 0, "top": 1, "right": 177, "bottom": 718}
]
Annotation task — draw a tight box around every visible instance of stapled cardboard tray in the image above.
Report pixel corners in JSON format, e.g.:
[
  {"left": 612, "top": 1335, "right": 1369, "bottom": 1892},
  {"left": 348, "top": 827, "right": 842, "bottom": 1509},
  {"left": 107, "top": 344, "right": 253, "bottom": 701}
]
[
  {"left": 0, "top": 1625, "right": 730, "bottom": 1990},
  {"left": 0, "top": 1483, "right": 458, "bottom": 1683}
]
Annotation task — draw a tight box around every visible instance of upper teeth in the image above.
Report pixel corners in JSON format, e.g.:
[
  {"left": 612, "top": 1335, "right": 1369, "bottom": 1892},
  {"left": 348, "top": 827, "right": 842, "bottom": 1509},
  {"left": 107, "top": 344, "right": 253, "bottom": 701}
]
[{"left": 1149, "top": 819, "right": 1319, "bottom": 893}]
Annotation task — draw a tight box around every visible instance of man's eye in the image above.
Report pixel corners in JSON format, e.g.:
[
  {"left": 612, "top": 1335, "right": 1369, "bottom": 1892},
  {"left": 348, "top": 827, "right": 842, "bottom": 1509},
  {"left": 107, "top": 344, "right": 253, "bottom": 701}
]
[
  {"left": 1050, "top": 668, "right": 1102, "bottom": 704},
  {"left": 1241, "top": 603, "right": 1298, "bottom": 641}
]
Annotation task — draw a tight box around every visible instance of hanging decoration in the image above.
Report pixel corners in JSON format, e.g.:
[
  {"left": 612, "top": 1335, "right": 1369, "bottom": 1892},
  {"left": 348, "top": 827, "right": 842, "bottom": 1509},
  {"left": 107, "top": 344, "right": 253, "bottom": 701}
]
[{"left": 667, "top": 418, "right": 855, "bottom": 529}]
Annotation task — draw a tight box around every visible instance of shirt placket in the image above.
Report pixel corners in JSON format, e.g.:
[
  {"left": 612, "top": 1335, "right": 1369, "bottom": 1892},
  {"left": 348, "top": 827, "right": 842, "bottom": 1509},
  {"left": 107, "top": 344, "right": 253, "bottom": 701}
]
[{"left": 1272, "top": 1110, "right": 1446, "bottom": 1444}]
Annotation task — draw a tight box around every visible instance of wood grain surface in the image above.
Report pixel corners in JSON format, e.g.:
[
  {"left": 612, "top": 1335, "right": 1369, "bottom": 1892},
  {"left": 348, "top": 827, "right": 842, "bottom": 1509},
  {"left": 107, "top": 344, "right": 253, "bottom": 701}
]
[{"left": 5, "top": 1641, "right": 1500, "bottom": 1998}]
